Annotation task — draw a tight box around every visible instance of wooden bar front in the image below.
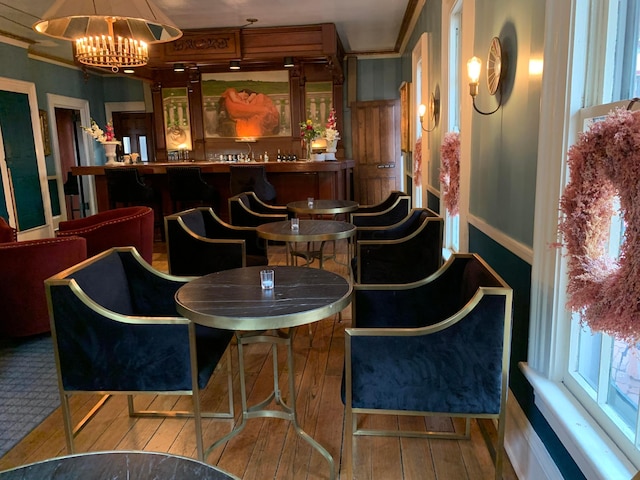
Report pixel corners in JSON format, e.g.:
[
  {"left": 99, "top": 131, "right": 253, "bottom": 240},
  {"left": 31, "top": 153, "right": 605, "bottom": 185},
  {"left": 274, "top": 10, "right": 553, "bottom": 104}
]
[{"left": 72, "top": 160, "right": 354, "bottom": 221}]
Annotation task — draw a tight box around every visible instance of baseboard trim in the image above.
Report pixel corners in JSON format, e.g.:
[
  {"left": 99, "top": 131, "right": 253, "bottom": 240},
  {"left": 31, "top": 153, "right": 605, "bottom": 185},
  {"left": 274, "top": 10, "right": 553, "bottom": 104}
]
[{"left": 505, "top": 391, "right": 563, "bottom": 480}]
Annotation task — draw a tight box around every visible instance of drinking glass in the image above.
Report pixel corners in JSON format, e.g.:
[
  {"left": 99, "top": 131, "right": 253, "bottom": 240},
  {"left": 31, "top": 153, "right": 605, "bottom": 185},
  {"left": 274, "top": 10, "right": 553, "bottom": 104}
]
[
  {"left": 260, "top": 269, "right": 274, "bottom": 289},
  {"left": 291, "top": 218, "right": 299, "bottom": 231}
]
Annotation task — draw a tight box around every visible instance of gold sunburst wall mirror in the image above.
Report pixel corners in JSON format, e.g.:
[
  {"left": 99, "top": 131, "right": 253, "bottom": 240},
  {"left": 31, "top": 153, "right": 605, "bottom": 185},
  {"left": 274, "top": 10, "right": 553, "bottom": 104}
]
[{"left": 486, "top": 37, "right": 503, "bottom": 95}]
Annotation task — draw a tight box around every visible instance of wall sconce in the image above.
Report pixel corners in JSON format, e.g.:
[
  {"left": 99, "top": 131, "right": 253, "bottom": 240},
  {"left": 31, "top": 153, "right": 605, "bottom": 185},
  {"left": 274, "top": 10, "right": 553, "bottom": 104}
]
[
  {"left": 230, "top": 60, "right": 241, "bottom": 70},
  {"left": 173, "top": 63, "right": 185, "bottom": 72},
  {"left": 284, "top": 57, "right": 294, "bottom": 68},
  {"left": 418, "top": 88, "right": 440, "bottom": 132},
  {"left": 468, "top": 37, "right": 505, "bottom": 115}
]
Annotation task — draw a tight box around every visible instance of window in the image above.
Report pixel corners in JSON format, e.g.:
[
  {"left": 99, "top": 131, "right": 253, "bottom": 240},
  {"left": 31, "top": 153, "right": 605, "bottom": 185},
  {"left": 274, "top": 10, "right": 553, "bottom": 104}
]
[
  {"left": 557, "top": 0, "right": 640, "bottom": 466},
  {"left": 528, "top": 1, "right": 640, "bottom": 477},
  {"left": 444, "top": 1, "right": 462, "bottom": 254},
  {"left": 565, "top": 100, "right": 640, "bottom": 466}
]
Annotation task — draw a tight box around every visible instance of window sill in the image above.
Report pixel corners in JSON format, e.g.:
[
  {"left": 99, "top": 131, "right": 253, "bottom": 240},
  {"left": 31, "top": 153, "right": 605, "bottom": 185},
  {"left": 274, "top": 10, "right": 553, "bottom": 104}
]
[{"left": 520, "top": 362, "right": 637, "bottom": 480}]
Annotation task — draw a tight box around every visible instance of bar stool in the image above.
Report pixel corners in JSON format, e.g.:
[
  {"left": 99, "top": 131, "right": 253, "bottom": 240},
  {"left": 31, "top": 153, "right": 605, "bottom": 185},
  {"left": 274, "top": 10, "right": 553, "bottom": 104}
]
[
  {"left": 166, "top": 166, "right": 219, "bottom": 213},
  {"left": 229, "top": 165, "right": 277, "bottom": 204},
  {"left": 105, "top": 167, "right": 164, "bottom": 240},
  {"left": 63, "top": 172, "right": 82, "bottom": 219}
]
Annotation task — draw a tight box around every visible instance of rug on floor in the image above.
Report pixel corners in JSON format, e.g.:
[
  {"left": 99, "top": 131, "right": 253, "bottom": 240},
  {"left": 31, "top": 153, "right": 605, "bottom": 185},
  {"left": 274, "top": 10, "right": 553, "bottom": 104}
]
[{"left": 0, "top": 334, "right": 59, "bottom": 458}]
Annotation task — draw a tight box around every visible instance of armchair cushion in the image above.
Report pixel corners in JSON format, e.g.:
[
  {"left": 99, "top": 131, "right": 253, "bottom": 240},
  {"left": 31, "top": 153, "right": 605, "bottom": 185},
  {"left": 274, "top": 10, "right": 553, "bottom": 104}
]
[
  {"left": 57, "top": 206, "right": 154, "bottom": 264},
  {"left": 0, "top": 236, "right": 87, "bottom": 337}
]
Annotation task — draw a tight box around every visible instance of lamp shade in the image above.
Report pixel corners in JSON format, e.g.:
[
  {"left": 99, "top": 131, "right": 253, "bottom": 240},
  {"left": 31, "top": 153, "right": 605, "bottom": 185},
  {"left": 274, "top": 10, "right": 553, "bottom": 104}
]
[{"left": 33, "top": 0, "right": 182, "bottom": 44}]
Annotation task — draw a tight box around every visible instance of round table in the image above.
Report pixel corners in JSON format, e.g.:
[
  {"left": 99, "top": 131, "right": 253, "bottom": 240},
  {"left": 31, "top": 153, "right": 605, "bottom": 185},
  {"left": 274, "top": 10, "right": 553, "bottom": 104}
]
[
  {"left": 0, "top": 451, "right": 238, "bottom": 479},
  {"left": 175, "top": 266, "right": 352, "bottom": 480},
  {"left": 287, "top": 199, "right": 358, "bottom": 217},
  {"left": 257, "top": 219, "right": 356, "bottom": 268}
]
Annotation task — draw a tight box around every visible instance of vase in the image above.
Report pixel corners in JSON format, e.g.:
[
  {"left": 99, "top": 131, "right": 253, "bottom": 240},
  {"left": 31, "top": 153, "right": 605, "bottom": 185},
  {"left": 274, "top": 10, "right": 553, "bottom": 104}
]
[
  {"left": 305, "top": 140, "right": 313, "bottom": 161},
  {"left": 102, "top": 141, "right": 120, "bottom": 165},
  {"left": 325, "top": 139, "right": 338, "bottom": 161}
]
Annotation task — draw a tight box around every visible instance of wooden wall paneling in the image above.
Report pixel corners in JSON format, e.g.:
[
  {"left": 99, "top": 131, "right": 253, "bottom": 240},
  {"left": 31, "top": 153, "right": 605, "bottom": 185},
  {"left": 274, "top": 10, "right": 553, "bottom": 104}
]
[
  {"left": 187, "top": 79, "right": 205, "bottom": 160},
  {"left": 151, "top": 84, "right": 167, "bottom": 161}
]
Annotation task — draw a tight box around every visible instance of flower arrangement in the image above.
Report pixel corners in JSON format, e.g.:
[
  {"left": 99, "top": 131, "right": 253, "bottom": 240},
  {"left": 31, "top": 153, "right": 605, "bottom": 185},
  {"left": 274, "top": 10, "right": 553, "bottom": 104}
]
[
  {"left": 300, "top": 119, "right": 322, "bottom": 143},
  {"left": 440, "top": 131, "right": 460, "bottom": 216},
  {"left": 82, "top": 119, "right": 119, "bottom": 144},
  {"left": 324, "top": 107, "right": 340, "bottom": 143},
  {"left": 557, "top": 106, "right": 640, "bottom": 342}
]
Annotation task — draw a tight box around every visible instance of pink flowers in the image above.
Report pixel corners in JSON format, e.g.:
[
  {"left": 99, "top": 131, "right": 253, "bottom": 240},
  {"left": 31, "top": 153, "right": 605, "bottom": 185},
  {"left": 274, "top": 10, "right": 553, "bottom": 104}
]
[
  {"left": 558, "top": 107, "right": 640, "bottom": 342},
  {"left": 324, "top": 108, "right": 340, "bottom": 142},
  {"left": 440, "top": 132, "right": 460, "bottom": 216}
]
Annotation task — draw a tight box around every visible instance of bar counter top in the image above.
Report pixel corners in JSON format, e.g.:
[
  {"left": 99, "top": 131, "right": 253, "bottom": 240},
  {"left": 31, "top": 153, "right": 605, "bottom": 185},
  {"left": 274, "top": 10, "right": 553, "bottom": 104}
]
[
  {"left": 72, "top": 159, "right": 354, "bottom": 175},
  {"left": 72, "top": 160, "right": 355, "bottom": 219}
]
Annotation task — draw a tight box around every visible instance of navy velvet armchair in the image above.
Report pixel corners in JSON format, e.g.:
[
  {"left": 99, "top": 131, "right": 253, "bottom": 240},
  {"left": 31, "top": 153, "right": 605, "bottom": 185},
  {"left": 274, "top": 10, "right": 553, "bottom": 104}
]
[
  {"left": 165, "top": 207, "right": 269, "bottom": 276},
  {"left": 349, "top": 191, "right": 411, "bottom": 227},
  {"left": 343, "top": 253, "right": 513, "bottom": 479},
  {"left": 228, "top": 191, "right": 289, "bottom": 227},
  {"left": 353, "top": 208, "right": 443, "bottom": 284},
  {"left": 45, "top": 247, "right": 234, "bottom": 460}
]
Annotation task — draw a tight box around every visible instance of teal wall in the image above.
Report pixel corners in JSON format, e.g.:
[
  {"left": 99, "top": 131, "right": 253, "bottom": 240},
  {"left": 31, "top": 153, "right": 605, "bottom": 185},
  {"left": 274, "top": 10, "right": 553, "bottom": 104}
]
[
  {"left": 0, "top": 43, "right": 145, "bottom": 129},
  {"left": 0, "top": 42, "right": 145, "bottom": 225},
  {"left": 470, "top": 0, "right": 544, "bottom": 246}
]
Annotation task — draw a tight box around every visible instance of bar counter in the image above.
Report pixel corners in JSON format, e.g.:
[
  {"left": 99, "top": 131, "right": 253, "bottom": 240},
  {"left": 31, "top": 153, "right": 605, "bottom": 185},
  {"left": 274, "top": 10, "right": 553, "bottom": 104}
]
[{"left": 72, "top": 160, "right": 354, "bottom": 220}]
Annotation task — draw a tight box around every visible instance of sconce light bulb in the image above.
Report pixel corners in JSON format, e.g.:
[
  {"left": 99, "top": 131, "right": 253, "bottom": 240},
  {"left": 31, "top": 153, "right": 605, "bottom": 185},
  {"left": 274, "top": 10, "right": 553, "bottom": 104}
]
[
  {"left": 467, "top": 56, "right": 482, "bottom": 85},
  {"left": 418, "top": 103, "right": 427, "bottom": 119}
]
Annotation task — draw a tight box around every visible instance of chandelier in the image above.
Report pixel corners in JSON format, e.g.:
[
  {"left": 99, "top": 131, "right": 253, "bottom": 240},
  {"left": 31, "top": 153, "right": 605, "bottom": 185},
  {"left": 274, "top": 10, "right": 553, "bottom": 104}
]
[{"left": 33, "top": 0, "right": 182, "bottom": 72}]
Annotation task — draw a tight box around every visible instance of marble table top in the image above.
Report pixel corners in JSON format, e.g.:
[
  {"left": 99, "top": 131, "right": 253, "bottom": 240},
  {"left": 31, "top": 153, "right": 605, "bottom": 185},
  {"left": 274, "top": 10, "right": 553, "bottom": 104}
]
[
  {"left": 287, "top": 199, "right": 359, "bottom": 216},
  {"left": 256, "top": 219, "right": 356, "bottom": 243},
  {"left": 175, "top": 265, "right": 352, "bottom": 331},
  {"left": 0, "top": 451, "right": 238, "bottom": 479}
]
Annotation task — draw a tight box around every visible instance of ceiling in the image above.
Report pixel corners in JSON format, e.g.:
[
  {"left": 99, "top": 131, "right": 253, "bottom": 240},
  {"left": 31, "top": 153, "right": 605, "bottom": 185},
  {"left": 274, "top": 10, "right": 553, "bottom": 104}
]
[{"left": 0, "top": 0, "right": 413, "bottom": 65}]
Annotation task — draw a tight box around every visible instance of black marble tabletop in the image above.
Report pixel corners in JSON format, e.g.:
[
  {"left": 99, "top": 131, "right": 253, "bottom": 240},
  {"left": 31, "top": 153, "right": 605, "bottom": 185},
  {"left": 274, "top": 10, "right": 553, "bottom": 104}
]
[
  {"left": 287, "top": 199, "right": 359, "bottom": 215},
  {"left": 175, "top": 265, "right": 352, "bottom": 331},
  {"left": 0, "top": 451, "right": 238, "bottom": 479},
  {"left": 256, "top": 219, "right": 356, "bottom": 242}
]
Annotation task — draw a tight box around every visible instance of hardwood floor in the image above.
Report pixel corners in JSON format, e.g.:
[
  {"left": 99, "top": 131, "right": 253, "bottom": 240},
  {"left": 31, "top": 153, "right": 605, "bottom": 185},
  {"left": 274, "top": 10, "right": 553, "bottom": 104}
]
[{"left": 0, "top": 241, "right": 518, "bottom": 479}]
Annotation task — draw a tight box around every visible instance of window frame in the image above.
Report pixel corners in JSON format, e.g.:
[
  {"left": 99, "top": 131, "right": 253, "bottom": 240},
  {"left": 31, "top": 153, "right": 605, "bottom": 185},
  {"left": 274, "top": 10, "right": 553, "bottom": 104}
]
[{"left": 525, "top": 0, "right": 640, "bottom": 477}]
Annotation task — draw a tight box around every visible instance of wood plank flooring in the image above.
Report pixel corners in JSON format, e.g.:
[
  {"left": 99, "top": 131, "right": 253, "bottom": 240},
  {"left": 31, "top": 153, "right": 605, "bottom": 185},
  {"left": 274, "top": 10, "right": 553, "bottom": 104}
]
[{"left": 0, "top": 240, "right": 518, "bottom": 479}]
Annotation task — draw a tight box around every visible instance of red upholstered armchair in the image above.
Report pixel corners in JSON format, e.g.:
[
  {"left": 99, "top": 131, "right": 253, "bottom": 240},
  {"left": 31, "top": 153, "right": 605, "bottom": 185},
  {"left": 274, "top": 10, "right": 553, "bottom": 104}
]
[
  {"left": 0, "top": 236, "right": 87, "bottom": 337},
  {"left": 57, "top": 206, "right": 154, "bottom": 264},
  {"left": 0, "top": 216, "right": 17, "bottom": 243}
]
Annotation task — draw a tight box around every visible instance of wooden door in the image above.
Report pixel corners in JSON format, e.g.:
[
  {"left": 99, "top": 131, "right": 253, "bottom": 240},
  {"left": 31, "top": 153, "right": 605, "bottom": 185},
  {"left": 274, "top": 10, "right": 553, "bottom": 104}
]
[
  {"left": 112, "top": 112, "right": 155, "bottom": 162},
  {"left": 351, "top": 99, "right": 402, "bottom": 205}
]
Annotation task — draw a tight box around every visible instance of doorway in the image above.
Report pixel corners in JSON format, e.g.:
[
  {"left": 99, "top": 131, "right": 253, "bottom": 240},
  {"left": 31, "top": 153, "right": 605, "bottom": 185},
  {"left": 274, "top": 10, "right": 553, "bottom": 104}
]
[
  {"left": 46, "top": 94, "right": 94, "bottom": 227},
  {"left": 112, "top": 112, "right": 155, "bottom": 161}
]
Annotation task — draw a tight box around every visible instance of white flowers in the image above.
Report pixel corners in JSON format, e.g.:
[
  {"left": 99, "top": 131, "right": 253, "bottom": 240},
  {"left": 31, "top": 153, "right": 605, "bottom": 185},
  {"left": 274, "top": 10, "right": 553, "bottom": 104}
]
[
  {"left": 324, "top": 127, "right": 340, "bottom": 143},
  {"left": 82, "top": 119, "right": 119, "bottom": 144}
]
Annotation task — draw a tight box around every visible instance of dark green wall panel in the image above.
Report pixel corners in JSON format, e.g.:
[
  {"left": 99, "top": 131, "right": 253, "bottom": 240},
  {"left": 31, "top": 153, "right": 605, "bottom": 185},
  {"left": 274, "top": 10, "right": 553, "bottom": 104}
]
[{"left": 0, "top": 91, "right": 45, "bottom": 230}]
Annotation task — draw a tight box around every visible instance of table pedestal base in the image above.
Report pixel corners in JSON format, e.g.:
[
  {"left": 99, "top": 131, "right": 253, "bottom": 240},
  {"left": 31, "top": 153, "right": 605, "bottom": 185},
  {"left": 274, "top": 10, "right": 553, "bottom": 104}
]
[{"left": 205, "top": 328, "right": 335, "bottom": 479}]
